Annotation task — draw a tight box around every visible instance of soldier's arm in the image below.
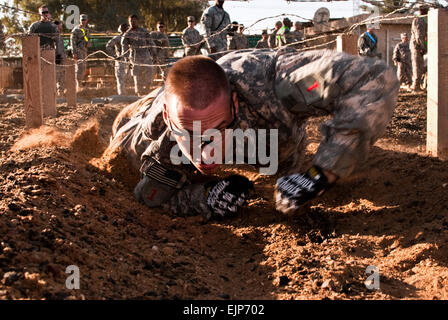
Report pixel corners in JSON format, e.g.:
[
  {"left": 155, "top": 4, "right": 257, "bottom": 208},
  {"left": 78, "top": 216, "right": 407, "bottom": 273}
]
[
  {"left": 392, "top": 44, "right": 400, "bottom": 64},
  {"left": 416, "top": 19, "right": 427, "bottom": 53},
  {"left": 70, "top": 30, "right": 79, "bottom": 57},
  {"left": 274, "top": 51, "right": 399, "bottom": 178},
  {"left": 105, "top": 37, "right": 117, "bottom": 57},
  {"left": 121, "top": 32, "right": 130, "bottom": 58}
]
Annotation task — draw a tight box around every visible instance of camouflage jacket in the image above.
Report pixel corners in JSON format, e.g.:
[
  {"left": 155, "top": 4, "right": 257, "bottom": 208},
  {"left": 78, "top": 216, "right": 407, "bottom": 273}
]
[
  {"left": 121, "top": 27, "right": 156, "bottom": 64},
  {"left": 150, "top": 31, "right": 170, "bottom": 62},
  {"left": 182, "top": 27, "right": 203, "bottom": 47},
  {"left": 111, "top": 48, "right": 399, "bottom": 218},
  {"left": 392, "top": 42, "right": 411, "bottom": 66},
  {"left": 358, "top": 32, "right": 378, "bottom": 57},
  {"left": 228, "top": 33, "right": 249, "bottom": 50},
  {"left": 106, "top": 35, "right": 128, "bottom": 60},
  {"left": 410, "top": 16, "right": 427, "bottom": 54},
  {"left": 268, "top": 29, "right": 279, "bottom": 48},
  {"left": 29, "top": 21, "right": 59, "bottom": 49},
  {"left": 200, "top": 5, "right": 231, "bottom": 50},
  {"left": 70, "top": 25, "right": 90, "bottom": 56},
  {"left": 276, "top": 26, "right": 296, "bottom": 47},
  {"left": 255, "top": 39, "right": 269, "bottom": 49}
]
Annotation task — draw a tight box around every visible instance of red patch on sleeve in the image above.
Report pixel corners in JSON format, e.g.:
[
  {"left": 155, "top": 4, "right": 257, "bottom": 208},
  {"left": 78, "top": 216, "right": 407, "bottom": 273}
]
[
  {"left": 307, "top": 81, "right": 319, "bottom": 92},
  {"left": 148, "top": 189, "right": 158, "bottom": 201}
]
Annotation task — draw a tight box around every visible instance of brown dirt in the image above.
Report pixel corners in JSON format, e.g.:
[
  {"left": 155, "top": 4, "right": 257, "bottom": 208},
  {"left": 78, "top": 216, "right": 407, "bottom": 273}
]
[{"left": 0, "top": 90, "right": 447, "bottom": 300}]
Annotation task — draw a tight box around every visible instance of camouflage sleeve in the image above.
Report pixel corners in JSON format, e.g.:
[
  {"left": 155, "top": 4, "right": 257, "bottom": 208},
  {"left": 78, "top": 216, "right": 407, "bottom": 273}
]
[
  {"left": 121, "top": 32, "right": 130, "bottom": 58},
  {"left": 357, "top": 34, "right": 369, "bottom": 55},
  {"left": 201, "top": 9, "right": 213, "bottom": 38},
  {"left": 274, "top": 49, "right": 399, "bottom": 178},
  {"left": 415, "top": 18, "right": 427, "bottom": 53},
  {"left": 105, "top": 36, "right": 117, "bottom": 57},
  {"left": 392, "top": 44, "right": 400, "bottom": 63},
  {"left": 70, "top": 30, "right": 80, "bottom": 56}
]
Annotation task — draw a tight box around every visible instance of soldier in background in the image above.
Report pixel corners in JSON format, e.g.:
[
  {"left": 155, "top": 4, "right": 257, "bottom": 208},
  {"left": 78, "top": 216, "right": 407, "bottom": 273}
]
[
  {"left": 122, "top": 14, "right": 156, "bottom": 96},
  {"left": 276, "top": 18, "right": 295, "bottom": 47},
  {"left": 269, "top": 21, "right": 282, "bottom": 49},
  {"left": 151, "top": 21, "right": 170, "bottom": 80},
  {"left": 29, "top": 5, "right": 58, "bottom": 49},
  {"left": 228, "top": 24, "right": 248, "bottom": 50},
  {"left": 255, "top": 30, "right": 269, "bottom": 49},
  {"left": 392, "top": 33, "right": 412, "bottom": 90},
  {"left": 181, "top": 16, "right": 203, "bottom": 56},
  {"left": 358, "top": 26, "right": 380, "bottom": 58},
  {"left": 108, "top": 48, "right": 399, "bottom": 219},
  {"left": 291, "top": 21, "right": 304, "bottom": 49},
  {"left": 200, "top": 0, "right": 231, "bottom": 53},
  {"left": 410, "top": 4, "right": 428, "bottom": 92},
  {"left": 70, "top": 14, "right": 91, "bottom": 90},
  {"left": 54, "top": 21, "right": 66, "bottom": 97},
  {"left": 106, "top": 23, "right": 130, "bottom": 95}
]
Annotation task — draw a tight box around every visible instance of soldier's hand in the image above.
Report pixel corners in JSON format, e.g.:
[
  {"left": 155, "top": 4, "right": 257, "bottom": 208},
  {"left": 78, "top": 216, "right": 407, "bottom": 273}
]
[
  {"left": 73, "top": 54, "right": 78, "bottom": 60},
  {"left": 275, "top": 166, "right": 330, "bottom": 214},
  {"left": 205, "top": 175, "right": 254, "bottom": 219}
]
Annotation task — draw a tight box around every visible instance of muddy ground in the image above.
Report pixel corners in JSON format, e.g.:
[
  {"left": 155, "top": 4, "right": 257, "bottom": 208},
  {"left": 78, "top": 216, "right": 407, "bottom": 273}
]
[{"left": 0, "top": 89, "right": 447, "bottom": 300}]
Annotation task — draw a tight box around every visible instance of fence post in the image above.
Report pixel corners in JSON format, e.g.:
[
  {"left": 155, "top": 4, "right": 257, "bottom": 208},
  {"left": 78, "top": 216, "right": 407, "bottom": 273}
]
[
  {"left": 41, "top": 49, "right": 57, "bottom": 117},
  {"left": 22, "top": 35, "right": 43, "bottom": 129},
  {"left": 65, "top": 58, "right": 77, "bottom": 107}
]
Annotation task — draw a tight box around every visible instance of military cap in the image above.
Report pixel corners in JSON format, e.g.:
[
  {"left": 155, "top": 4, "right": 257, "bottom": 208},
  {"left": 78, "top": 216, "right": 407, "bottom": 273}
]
[
  {"left": 187, "top": 16, "right": 195, "bottom": 22},
  {"left": 80, "top": 14, "right": 88, "bottom": 21}
]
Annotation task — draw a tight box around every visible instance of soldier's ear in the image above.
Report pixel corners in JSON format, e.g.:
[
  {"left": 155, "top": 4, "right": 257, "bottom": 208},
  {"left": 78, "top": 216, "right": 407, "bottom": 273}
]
[{"left": 163, "top": 104, "right": 170, "bottom": 126}]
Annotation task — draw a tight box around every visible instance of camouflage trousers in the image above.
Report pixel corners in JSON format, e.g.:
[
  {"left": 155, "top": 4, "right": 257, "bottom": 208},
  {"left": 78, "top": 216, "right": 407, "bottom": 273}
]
[
  {"left": 131, "top": 61, "right": 155, "bottom": 96},
  {"left": 207, "top": 35, "right": 227, "bottom": 53},
  {"left": 75, "top": 50, "right": 87, "bottom": 85},
  {"left": 56, "top": 63, "right": 65, "bottom": 95},
  {"left": 396, "top": 62, "right": 412, "bottom": 86},
  {"left": 115, "top": 61, "right": 130, "bottom": 95},
  {"left": 410, "top": 46, "right": 425, "bottom": 90}
]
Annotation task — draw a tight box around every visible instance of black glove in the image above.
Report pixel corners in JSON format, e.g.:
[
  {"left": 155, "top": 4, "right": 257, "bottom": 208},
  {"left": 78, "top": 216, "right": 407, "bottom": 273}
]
[
  {"left": 275, "top": 166, "right": 329, "bottom": 214},
  {"left": 205, "top": 175, "right": 254, "bottom": 219}
]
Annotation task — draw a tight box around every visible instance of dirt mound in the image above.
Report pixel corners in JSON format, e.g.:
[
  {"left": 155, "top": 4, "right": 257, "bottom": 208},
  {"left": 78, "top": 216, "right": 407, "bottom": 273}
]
[{"left": 0, "top": 90, "right": 447, "bottom": 300}]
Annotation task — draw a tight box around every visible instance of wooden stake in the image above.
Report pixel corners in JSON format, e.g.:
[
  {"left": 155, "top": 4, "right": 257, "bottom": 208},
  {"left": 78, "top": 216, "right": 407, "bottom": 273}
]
[
  {"left": 427, "top": 9, "right": 448, "bottom": 160},
  {"left": 41, "top": 49, "right": 57, "bottom": 117},
  {"left": 22, "top": 35, "right": 43, "bottom": 129},
  {"left": 65, "top": 58, "right": 77, "bottom": 107},
  {"left": 336, "top": 34, "right": 358, "bottom": 56}
]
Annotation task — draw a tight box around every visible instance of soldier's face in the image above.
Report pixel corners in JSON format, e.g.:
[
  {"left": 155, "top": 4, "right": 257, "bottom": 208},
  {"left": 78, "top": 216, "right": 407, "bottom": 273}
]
[
  {"left": 130, "top": 18, "right": 138, "bottom": 29},
  {"left": 164, "top": 91, "right": 238, "bottom": 175},
  {"left": 216, "top": 0, "right": 225, "bottom": 7},
  {"left": 401, "top": 36, "right": 407, "bottom": 43}
]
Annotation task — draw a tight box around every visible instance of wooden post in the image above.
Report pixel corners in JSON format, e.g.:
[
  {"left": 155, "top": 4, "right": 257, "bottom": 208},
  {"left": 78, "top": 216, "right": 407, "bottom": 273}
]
[
  {"left": 41, "top": 49, "right": 57, "bottom": 117},
  {"left": 65, "top": 58, "right": 77, "bottom": 107},
  {"left": 427, "top": 9, "right": 448, "bottom": 160},
  {"left": 336, "top": 34, "right": 358, "bottom": 56},
  {"left": 22, "top": 35, "right": 43, "bottom": 129}
]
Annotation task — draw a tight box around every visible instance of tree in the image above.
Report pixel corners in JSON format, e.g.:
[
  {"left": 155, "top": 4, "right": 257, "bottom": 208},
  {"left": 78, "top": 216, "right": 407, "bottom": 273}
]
[{"left": 6, "top": 0, "right": 208, "bottom": 33}]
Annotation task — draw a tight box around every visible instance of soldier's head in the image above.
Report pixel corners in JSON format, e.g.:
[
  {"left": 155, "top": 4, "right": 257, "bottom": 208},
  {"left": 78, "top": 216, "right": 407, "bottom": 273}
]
[
  {"left": 38, "top": 5, "right": 50, "bottom": 22},
  {"left": 274, "top": 21, "right": 282, "bottom": 31},
  {"left": 418, "top": 4, "right": 430, "bottom": 15},
  {"left": 187, "top": 16, "right": 196, "bottom": 27},
  {"left": 282, "top": 18, "right": 292, "bottom": 28},
  {"left": 294, "top": 21, "right": 302, "bottom": 31},
  {"left": 163, "top": 56, "right": 238, "bottom": 175},
  {"left": 157, "top": 21, "right": 166, "bottom": 33},
  {"left": 400, "top": 33, "right": 408, "bottom": 43},
  {"left": 129, "top": 14, "right": 139, "bottom": 29},
  {"left": 80, "top": 14, "right": 88, "bottom": 27},
  {"left": 367, "top": 25, "right": 375, "bottom": 34},
  {"left": 118, "top": 23, "right": 129, "bottom": 34},
  {"left": 262, "top": 29, "right": 268, "bottom": 40},
  {"left": 238, "top": 24, "right": 244, "bottom": 34},
  {"left": 216, "top": 0, "right": 225, "bottom": 8}
]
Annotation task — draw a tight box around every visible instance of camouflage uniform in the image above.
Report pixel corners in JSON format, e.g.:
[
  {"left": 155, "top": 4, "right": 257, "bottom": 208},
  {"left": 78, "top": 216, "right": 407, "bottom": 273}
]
[
  {"left": 150, "top": 31, "right": 170, "bottom": 80},
  {"left": 228, "top": 33, "right": 249, "bottom": 50},
  {"left": 200, "top": 4, "right": 231, "bottom": 52},
  {"left": 255, "top": 38, "right": 269, "bottom": 49},
  {"left": 109, "top": 48, "right": 399, "bottom": 217},
  {"left": 410, "top": 16, "right": 427, "bottom": 90},
  {"left": 29, "top": 21, "right": 58, "bottom": 48},
  {"left": 290, "top": 29, "right": 304, "bottom": 49},
  {"left": 392, "top": 41, "right": 412, "bottom": 86},
  {"left": 182, "top": 27, "right": 203, "bottom": 56},
  {"left": 106, "top": 35, "right": 130, "bottom": 95},
  {"left": 357, "top": 31, "right": 379, "bottom": 58},
  {"left": 55, "top": 34, "right": 66, "bottom": 96},
  {"left": 70, "top": 25, "right": 90, "bottom": 84},
  {"left": 276, "top": 26, "right": 296, "bottom": 48},
  {"left": 122, "top": 27, "right": 156, "bottom": 96}
]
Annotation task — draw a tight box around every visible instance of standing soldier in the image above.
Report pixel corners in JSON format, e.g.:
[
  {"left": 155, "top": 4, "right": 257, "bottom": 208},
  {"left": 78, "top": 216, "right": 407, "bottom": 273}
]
[
  {"left": 269, "top": 21, "right": 282, "bottom": 49},
  {"left": 181, "top": 16, "right": 203, "bottom": 56},
  {"left": 276, "top": 18, "right": 295, "bottom": 48},
  {"left": 228, "top": 24, "right": 248, "bottom": 50},
  {"left": 54, "top": 21, "right": 66, "bottom": 97},
  {"left": 255, "top": 30, "right": 269, "bottom": 49},
  {"left": 358, "top": 26, "right": 380, "bottom": 58},
  {"left": 200, "top": 0, "right": 231, "bottom": 53},
  {"left": 151, "top": 21, "right": 170, "bottom": 80},
  {"left": 392, "top": 33, "right": 412, "bottom": 90},
  {"left": 122, "top": 14, "right": 156, "bottom": 96},
  {"left": 29, "top": 5, "right": 58, "bottom": 49},
  {"left": 70, "top": 14, "right": 91, "bottom": 90},
  {"left": 410, "top": 4, "right": 429, "bottom": 92},
  {"left": 106, "top": 23, "right": 130, "bottom": 96},
  {"left": 291, "top": 21, "right": 304, "bottom": 49}
]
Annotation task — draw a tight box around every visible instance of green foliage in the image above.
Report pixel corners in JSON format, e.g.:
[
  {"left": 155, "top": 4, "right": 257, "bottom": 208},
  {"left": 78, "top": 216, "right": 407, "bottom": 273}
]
[{"left": 5, "top": 0, "right": 208, "bottom": 33}]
